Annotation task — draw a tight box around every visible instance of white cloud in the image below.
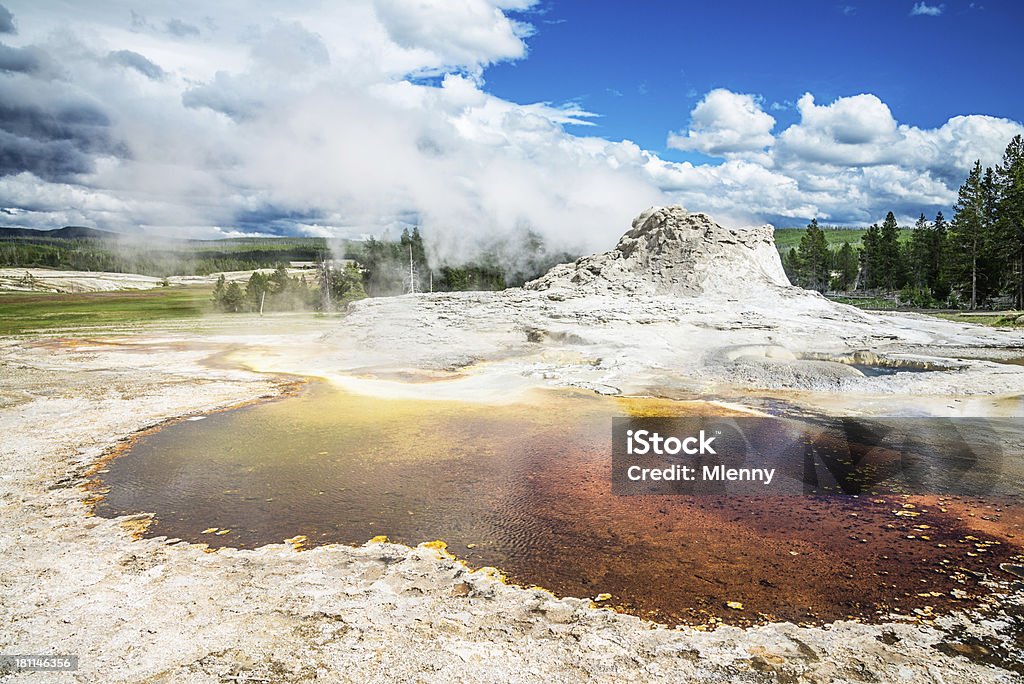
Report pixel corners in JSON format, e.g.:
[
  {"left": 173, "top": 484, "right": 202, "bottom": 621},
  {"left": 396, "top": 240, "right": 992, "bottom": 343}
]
[
  {"left": 795, "top": 93, "right": 897, "bottom": 145},
  {"left": 374, "top": 0, "right": 534, "bottom": 76},
  {"left": 909, "top": 115, "right": 1024, "bottom": 178},
  {"left": 0, "top": 0, "right": 671, "bottom": 255},
  {"left": 910, "top": 2, "right": 944, "bottom": 16},
  {"left": 667, "top": 89, "right": 776, "bottom": 156},
  {"left": 775, "top": 93, "right": 900, "bottom": 165},
  {"left": 769, "top": 92, "right": 1022, "bottom": 181},
  {"left": 663, "top": 89, "right": 1023, "bottom": 225}
]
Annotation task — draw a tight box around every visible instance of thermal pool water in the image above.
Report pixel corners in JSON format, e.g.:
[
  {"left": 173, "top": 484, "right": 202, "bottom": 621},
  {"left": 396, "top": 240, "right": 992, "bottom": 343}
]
[{"left": 93, "top": 382, "right": 1024, "bottom": 626}]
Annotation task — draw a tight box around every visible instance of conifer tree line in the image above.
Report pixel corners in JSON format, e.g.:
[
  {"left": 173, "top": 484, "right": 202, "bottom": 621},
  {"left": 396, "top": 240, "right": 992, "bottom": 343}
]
[
  {"left": 783, "top": 135, "right": 1024, "bottom": 309},
  {"left": 357, "top": 226, "right": 577, "bottom": 296},
  {"left": 211, "top": 263, "right": 366, "bottom": 313}
]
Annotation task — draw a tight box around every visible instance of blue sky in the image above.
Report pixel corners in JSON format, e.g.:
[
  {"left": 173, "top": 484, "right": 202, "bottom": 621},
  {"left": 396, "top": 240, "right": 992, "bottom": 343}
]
[
  {"left": 488, "top": 1, "right": 1023, "bottom": 162},
  {"left": 0, "top": 0, "right": 1022, "bottom": 250}
]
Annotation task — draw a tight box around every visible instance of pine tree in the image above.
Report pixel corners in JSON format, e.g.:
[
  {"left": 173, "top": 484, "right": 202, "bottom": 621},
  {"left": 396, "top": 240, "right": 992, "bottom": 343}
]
[
  {"left": 834, "top": 242, "right": 859, "bottom": 291},
  {"left": 995, "top": 135, "right": 1024, "bottom": 309},
  {"left": 399, "top": 227, "right": 429, "bottom": 291},
  {"left": 783, "top": 247, "right": 802, "bottom": 283},
  {"left": 339, "top": 263, "right": 367, "bottom": 302},
  {"left": 948, "top": 161, "right": 989, "bottom": 309},
  {"left": 212, "top": 274, "right": 227, "bottom": 309},
  {"left": 981, "top": 167, "right": 1003, "bottom": 303},
  {"left": 222, "top": 281, "right": 244, "bottom": 313},
  {"left": 931, "top": 211, "right": 949, "bottom": 299},
  {"left": 268, "top": 265, "right": 290, "bottom": 294},
  {"left": 878, "top": 212, "right": 905, "bottom": 291},
  {"left": 908, "top": 211, "right": 948, "bottom": 298},
  {"left": 860, "top": 223, "right": 883, "bottom": 289},
  {"left": 797, "top": 218, "right": 829, "bottom": 291},
  {"left": 910, "top": 213, "right": 931, "bottom": 290},
  {"left": 245, "top": 272, "right": 268, "bottom": 311}
]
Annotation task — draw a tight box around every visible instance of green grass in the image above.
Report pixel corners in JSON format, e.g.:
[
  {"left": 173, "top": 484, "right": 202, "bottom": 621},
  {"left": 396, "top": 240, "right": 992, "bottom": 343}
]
[
  {"left": 829, "top": 295, "right": 900, "bottom": 311},
  {"left": 773, "top": 227, "right": 914, "bottom": 253},
  {"left": 831, "top": 298, "right": 1023, "bottom": 324},
  {"left": 929, "top": 312, "right": 1020, "bottom": 327},
  {"left": 0, "top": 286, "right": 214, "bottom": 335}
]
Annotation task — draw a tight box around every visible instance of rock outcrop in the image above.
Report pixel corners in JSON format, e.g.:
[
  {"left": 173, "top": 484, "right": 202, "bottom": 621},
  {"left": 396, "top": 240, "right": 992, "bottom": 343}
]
[{"left": 525, "top": 205, "right": 791, "bottom": 297}]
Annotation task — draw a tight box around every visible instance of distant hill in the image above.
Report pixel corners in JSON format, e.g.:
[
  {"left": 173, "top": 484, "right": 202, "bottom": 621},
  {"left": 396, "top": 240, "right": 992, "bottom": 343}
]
[{"left": 0, "top": 226, "right": 119, "bottom": 240}]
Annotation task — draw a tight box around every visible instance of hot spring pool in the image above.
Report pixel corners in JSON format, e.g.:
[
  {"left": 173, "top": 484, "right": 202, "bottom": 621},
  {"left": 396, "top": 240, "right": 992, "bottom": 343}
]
[{"left": 91, "top": 382, "right": 1024, "bottom": 626}]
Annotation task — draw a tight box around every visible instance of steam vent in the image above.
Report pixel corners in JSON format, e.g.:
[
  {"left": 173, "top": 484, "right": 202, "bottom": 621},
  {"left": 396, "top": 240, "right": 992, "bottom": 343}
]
[{"left": 526, "top": 205, "right": 792, "bottom": 297}]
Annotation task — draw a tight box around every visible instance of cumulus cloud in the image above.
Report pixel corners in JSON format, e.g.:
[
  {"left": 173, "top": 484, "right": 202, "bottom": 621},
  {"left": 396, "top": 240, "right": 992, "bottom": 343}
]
[
  {"left": 796, "top": 93, "right": 897, "bottom": 145},
  {"left": 909, "top": 115, "right": 1024, "bottom": 180},
  {"left": 0, "top": 171, "right": 130, "bottom": 227},
  {"left": 662, "top": 89, "right": 1023, "bottom": 224},
  {"left": 910, "top": 2, "right": 944, "bottom": 16},
  {"left": 374, "top": 0, "right": 534, "bottom": 75},
  {"left": 771, "top": 91, "right": 1023, "bottom": 183},
  {"left": 667, "top": 89, "right": 776, "bottom": 156},
  {"left": 0, "top": 71, "right": 122, "bottom": 182},
  {"left": 775, "top": 92, "right": 899, "bottom": 165}
]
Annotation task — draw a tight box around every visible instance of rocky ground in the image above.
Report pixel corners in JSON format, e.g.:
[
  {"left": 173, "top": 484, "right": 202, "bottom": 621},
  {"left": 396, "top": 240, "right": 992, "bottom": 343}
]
[
  {"left": 1, "top": 322, "right": 1022, "bottom": 684},
  {"left": 246, "top": 285, "right": 1024, "bottom": 417},
  {"left": 239, "top": 208, "right": 1024, "bottom": 415},
  {"left": 3, "top": 207, "right": 1024, "bottom": 682}
]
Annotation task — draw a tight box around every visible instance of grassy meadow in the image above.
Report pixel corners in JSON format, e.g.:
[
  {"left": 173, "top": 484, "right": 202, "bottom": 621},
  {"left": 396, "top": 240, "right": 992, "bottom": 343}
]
[
  {"left": 772, "top": 227, "right": 914, "bottom": 252},
  {"left": 0, "top": 286, "right": 214, "bottom": 335}
]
